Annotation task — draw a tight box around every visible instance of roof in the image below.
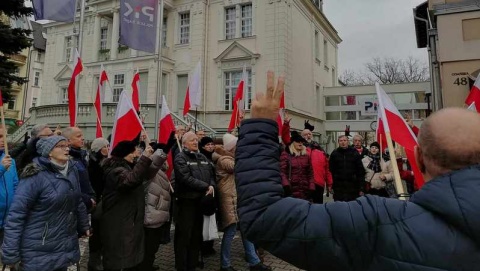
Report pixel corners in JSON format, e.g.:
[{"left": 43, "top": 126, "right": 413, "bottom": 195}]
[{"left": 30, "top": 21, "right": 46, "bottom": 51}]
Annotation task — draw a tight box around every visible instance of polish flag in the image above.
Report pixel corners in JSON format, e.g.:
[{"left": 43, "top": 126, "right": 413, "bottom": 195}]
[
  {"left": 376, "top": 83, "right": 424, "bottom": 188},
  {"left": 158, "top": 95, "right": 176, "bottom": 178},
  {"left": 94, "top": 64, "right": 109, "bottom": 138},
  {"left": 68, "top": 49, "right": 83, "bottom": 127},
  {"left": 376, "top": 108, "right": 387, "bottom": 152},
  {"left": 110, "top": 90, "right": 144, "bottom": 153},
  {"left": 132, "top": 69, "right": 140, "bottom": 112},
  {"left": 467, "top": 101, "right": 477, "bottom": 112},
  {"left": 465, "top": 75, "right": 480, "bottom": 112},
  {"left": 183, "top": 61, "right": 202, "bottom": 116},
  {"left": 276, "top": 92, "right": 285, "bottom": 135},
  {"left": 227, "top": 65, "right": 247, "bottom": 132},
  {"left": 0, "top": 88, "right": 3, "bottom": 107}
]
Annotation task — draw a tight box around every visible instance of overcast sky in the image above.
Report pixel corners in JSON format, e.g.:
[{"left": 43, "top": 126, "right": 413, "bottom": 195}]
[{"left": 324, "top": 0, "right": 428, "bottom": 75}]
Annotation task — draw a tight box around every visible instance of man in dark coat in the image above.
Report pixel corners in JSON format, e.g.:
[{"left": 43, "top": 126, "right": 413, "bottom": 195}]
[
  {"left": 174, "top": 131, "right": 216, "bottom": 271},
  {"left": 329, "top": 135, "right": 365, "bottom": 201},
  {"left": 63, "top": 127, "right": 96, "bottom": 211},
  {"left": 235, "top": 71, "right": 480, "bottom": 271}
]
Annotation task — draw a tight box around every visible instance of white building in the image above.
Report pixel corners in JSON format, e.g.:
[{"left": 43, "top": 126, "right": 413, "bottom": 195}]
[{"left": 15, "top": 0, "right": 341, "bottom": 142}]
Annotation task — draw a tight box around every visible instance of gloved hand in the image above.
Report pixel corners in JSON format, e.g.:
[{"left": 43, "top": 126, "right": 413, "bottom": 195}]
[{"left": 163, "top": 131, "right": 177, "bottom": 154}]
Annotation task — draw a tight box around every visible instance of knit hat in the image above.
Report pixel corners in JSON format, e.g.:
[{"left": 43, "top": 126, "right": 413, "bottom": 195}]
[
  {"left": 222, "top": 133, "right": 238, "bottom": 152},
  {"left": 370, "top": 141, "right": 380, "bottom": 149},
  {"left": 199, "top": 136, "right": 214, "bottom": 148},
  {"left": 91, "top": 138, "right": 109, "bottom": 153},
  {"left": 290, "top": 131, "right": 307, "bottom": 144},
  {"left": 36, "top": 136, "right": 68, "bottom": 158},
  {"left": 111, "top": 140, "right": 137, "bottom": 158}
]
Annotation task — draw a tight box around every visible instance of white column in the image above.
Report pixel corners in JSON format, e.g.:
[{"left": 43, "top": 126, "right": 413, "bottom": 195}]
[
  {"left": 111, "top": 9, "right": 120, "bottom": 60},
  {"left": 92, "top": 14, "right": 101, "bottom": 61}
]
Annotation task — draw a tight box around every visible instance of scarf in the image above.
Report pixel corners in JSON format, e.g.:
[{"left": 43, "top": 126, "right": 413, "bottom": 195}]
[
  {"left": 383, "top": 151, "right": 391, "bottom": 162},
  {"left": 50, "top": 160, "right": 69, "bottom": 176},
  {"left": 367, "top": 153, "right": 382, "bottom": 173}
]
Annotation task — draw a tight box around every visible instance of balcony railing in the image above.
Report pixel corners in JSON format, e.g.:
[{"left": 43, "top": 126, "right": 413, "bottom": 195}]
[{"left": 8, "top": 54, "right": 27, "bottom": 65}]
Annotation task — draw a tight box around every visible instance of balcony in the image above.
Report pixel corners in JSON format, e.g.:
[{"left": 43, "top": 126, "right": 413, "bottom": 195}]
[
  {"left": 8, "top": 54, "right": 27, "bottom": 65},
  {"left": 4, "top": 109, "right": 19, "bottom": 119}
]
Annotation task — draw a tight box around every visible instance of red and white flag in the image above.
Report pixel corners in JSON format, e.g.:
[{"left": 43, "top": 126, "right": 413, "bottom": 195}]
[
  {"left": 465, "top": 75, "right": 480, "bottom": 113},
  {"left": 0, "top": 88, "right": 3, "bottom": 107},
  {"left": 227, "top": 65, "right": 247, "bottom": 132},
  {"left": 68, "top": 48, "right": 83, "bottom": 127},
  {"left": 158, "top": 95, "right": 176, "bottom": 178},
  {"left": 183, "top": 61, "right": 202, "bottom": 116},
  {"left": 376, "top": 107, "right": 387, "bottom": 153},
  {"left": 467, "top": 101, "right": 477, "bottom": 112},
  {"left": 276, "top": 92, "right": 285, "bottom": 135},
  {"left": 132, "top": 68, "right": 140, "bottom": 112},
  {"left": 376, "top": 83, "right": 424, "bottom": 188},
  {"left": 95, "top": 64, "right": 109, "bottom": 138},
  {"left": 110, "top": 90, "right": 144, "bottom": 152}
]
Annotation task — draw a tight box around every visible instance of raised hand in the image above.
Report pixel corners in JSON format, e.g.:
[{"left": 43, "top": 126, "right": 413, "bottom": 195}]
[{"left": 251, "top": 71, "right": 285, "bottom": 121}]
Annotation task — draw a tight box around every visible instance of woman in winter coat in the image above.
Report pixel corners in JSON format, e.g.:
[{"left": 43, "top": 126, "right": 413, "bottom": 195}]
[
  {"left": 2, "top": 136, "right": 90, "bottom": 271},
  {"left": 140, "top": 141, "right": 174, "bottom": 271},
  {"left": 101, "top": 140, "right": 154, "bottom": 271},
  {"left": 362, "top": 142, "right": 393, "bottom": 197},
  {"left": 280, "top": 131, "right": 315, "bottom": 201},
  {"left": 87, "top": 137, "right": 109, "bottom": 271},
  {"left": 214, "top": 134, "right": 271, "bottom": 271}
]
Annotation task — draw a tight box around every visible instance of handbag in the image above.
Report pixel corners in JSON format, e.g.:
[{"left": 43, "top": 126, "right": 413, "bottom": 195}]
[
  {"left": 200, "top": 193, "right": 216, "bottom": 216},
  {"left": 202, "top": 214, "right": 219, "bottom": 241}
]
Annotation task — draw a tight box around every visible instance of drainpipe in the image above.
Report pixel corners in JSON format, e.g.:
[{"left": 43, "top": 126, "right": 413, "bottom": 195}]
[
  {"left": 21, "top": 46, "right": 33, "bottom": 120},
  {"left": 202, "top": 0, "right": 210, "bottom": 123}
]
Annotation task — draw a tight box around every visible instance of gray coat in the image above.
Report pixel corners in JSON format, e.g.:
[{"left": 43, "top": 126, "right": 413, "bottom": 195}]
[{"left": 144, "top": 155, "right": 171, "bottom": 228}]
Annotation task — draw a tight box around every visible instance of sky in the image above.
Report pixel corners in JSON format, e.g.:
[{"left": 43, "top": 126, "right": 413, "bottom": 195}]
[{"left": 323, "top": 0, "right": 428, "bottom": 75}]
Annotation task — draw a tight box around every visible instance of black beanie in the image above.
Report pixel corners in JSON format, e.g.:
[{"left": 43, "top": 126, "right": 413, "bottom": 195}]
[
  {"left": 370, "top": 141, "right": 380, "bottom": 149},
  {"left": 199, "top": 136, "right": 214, "bottom": 148},
  {"left": 111, "top": 140, "right": 137, "bottom": 158}
]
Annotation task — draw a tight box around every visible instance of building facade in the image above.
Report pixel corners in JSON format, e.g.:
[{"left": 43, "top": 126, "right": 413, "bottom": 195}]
[
  {"left": 414, "top": 0, "right": 480, "bottom": 109},
  {"left": 22, "top": 0, "right": 341, "bottom": 141}
]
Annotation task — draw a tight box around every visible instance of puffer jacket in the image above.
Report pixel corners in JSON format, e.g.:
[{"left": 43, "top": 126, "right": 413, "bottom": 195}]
[
  {"left": 213, "top": 147, "right": 238, "bottom": 231},
  {"left": 329, "top": 146, "right": 365, "bottom": 194},
  {"left": 280, "top": 148, "right": 315, "bottom": 200},
  {"left": 0, "top": 152, "right": 19, "bottom": 229},
  {"left": 2, "top": 157, "right": 89, "bottom": 271},
  {"left": 101, "top": 155, "right": 152, "bottom": 270},
  {"left": 144, "top": 154, "right": 171, "bottom": 228},
  {"left": 69, "top": 147, "right": 96, "bottom": 211},
  {"left": 306, "top": 148, "right": 332, "bottom": 189},
  {"left": 235, "top": 119, "right": 480, "bottom": 271},
  {"left": 174, "top": 149, "right": 216, "bottom": 199},
  {"left": 362, "top": 156, "right": 393, "bottom": 189}
]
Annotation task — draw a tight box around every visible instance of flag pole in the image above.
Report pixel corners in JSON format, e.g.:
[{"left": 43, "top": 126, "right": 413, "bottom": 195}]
[
  {"left": 73, "top": 0, "right": 85, "bottom": 127},
  {"left": 385, "top": 132, "right": 407, "bottom": 200},
  {"left": 154, "top": 0, "right": 165, "bottom": 140},
  {"left": 194, "top": 107, "right": 198, "bottom": 133}
]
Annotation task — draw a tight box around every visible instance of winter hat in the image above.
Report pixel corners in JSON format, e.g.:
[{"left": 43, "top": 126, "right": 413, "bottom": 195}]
[
  {"left": 304, "top": 120, "right": 315, "bottom": 132},
  {"left": 36, "top": 136, "right": 68, "bottom": 158},
  {"left": 111, "top": 140, "right": 137, "bottom": 158},
  {"left": 199, "top": 136, "right": 214, "bottom": 148},
  {"left": 370, "top": 142, "right": 380, "bottom": 149},
  {"left": 222, "top": 133, "right": 238, "bottom": 152},
  {"left": 290, "top": 131, "right": 307, "bottom": 144},
  {"left": 91, "top": 138, "right": 109, "bottom": 153}
]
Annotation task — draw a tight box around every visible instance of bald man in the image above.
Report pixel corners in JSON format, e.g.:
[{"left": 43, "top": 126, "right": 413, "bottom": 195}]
[{"left": 234, "top": 70, "right": 480, "bottom": 271}]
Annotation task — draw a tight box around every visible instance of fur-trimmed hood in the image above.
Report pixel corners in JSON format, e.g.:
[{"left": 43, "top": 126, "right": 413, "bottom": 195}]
[{"left": 20, "top": 157, "right": 76, "bottom": 179}]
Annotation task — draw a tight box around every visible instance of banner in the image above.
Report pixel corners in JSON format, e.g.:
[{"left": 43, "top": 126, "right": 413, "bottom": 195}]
[
  {"left": 32, "top": 0, "right": 77, "bottom": 22},
  {"left": 120, "top": 0, "right": 158, "bottom": 53},
  {"left": 359, "top": 97, "right": 378, "bottom": 116}
]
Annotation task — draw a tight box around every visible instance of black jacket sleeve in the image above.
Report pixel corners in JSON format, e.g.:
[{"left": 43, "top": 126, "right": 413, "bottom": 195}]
[{"left": 174, "top": 154, "right": 209, "bottom": 192}]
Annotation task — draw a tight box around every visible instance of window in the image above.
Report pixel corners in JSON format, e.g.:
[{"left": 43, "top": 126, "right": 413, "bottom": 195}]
[
  {"left": 225, "top": 7, "right": 236, "bottom": 39},
  {"left": 36, "top": 52, "right": 43, "bottom": 62},
  {"left": 241, "top": 4, "right": 253, "bottom": 38},
  {"left": 60, "top": 87, "right": 68, "bottom": 104},
  {"left": 224, "top": 70, "right": 252, "bottom": 110},
  {"left": 179, "top": 12, "right": 190, "bottom": 44},
  {"left": 100, "top": 27, "right": 108, "bottom": 50},
  {"left": 463, "top": 18, "right": 480, "bottom": 41},
  {"left": 113, "top": 74, "right": 125, "bottom": 102},
  {"left": 177, "top": 75, "right": 188, "bottom": 111},
  {"left": 65, "top": 36, "right": 73, "bottom": 62},
  {"left": 162, "top": 17, "right": 167, "bottom": 46},
  {"left": 314, "top": 30, "right": 319, "bottom": 60},
  {"left": 32, "top": 97, "right": 38, "bottom": 108},
  {"left": 323, "top": 39, "right": 328, "bottom": 65},
  {"left": 7, "top": 99, "right": 15, "bottom": 110},
  {"left": 34, "top": 71, "right": 40, "bottom": 87}
]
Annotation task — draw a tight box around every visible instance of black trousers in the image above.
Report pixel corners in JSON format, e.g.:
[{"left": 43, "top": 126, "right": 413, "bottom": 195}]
[
  {"left": 311, "top": 185, "right": 325, "bottom": 204},
  {"left": 368, "top": 188, "right": 389, "bottom": 198},
  {"left": 174, "top": 198, "right": 203, "bottom": 271},
  {"left": 139, "top": 223, "right": 170, "bottom": 271},
  {"left": 88, "top": 217, "right": 102, "bottom": 267}
]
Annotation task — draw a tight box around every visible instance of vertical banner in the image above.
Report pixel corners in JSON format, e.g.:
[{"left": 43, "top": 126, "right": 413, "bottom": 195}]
[
  {"left": 32, "top": 0, "right": 77, "bottom": 22},
  {"left": 120, "top": 0, "right": 158, "bottom": 53}
]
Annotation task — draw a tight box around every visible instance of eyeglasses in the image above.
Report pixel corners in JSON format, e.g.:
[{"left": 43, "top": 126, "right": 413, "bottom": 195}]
[{"left": 55, "top": 144, "right": 70, "bottom": 150}]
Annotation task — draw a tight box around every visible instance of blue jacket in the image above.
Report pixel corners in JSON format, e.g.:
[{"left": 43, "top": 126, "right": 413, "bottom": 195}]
[
  {"left": 235, "top": 119, "right": 480, "bottom": 271},
  {"left": 2, "top": 157, "right": 90, "bottom": 271},
  {"left": 0, "top": 152, "right": 18, "bottom": 229}
]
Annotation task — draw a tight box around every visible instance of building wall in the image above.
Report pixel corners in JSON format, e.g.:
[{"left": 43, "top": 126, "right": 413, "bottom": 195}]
[{"left": 37, "top": 0, "right": 340, "bottom": 139}]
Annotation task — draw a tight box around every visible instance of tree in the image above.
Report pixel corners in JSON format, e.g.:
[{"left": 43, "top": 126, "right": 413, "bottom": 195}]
[
  {"left": 0, "top": 0, "right": 32, "bottom": 102},
  {"left": 339, "top": 56, "right": 430, "bottom": 86}
]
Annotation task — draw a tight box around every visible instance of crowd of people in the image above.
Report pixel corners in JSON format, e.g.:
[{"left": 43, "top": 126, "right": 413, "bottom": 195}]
[{"left": 0, "top": 72, "right": 474, "bottom": 271}]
